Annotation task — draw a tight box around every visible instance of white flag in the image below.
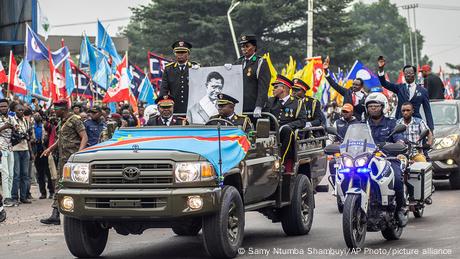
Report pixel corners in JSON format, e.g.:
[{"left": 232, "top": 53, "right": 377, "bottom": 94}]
[{"left": 37, "top": 1, "right": 50, "bottom": 40}]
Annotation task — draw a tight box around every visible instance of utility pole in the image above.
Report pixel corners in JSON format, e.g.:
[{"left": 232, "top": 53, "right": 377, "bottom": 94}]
[
  {"left": 403, "top": 44, "right": 407, "bottom": 65},
  {"left": 227, "top": 1, "right": 241, "bottom": 59},
  {"left": 412, "top": 4, "right": 420, "bottom": 69},
  {"left": 307, "top": 0, "right": 313, "bottom": 58},
  {"left": 401, "top": 4, "right": 419, "bottom": 66}
]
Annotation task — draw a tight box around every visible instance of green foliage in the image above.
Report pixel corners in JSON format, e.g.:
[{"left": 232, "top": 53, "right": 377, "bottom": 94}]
[{"left": 123, "top": 0, "right": 429, "bottom": 79}]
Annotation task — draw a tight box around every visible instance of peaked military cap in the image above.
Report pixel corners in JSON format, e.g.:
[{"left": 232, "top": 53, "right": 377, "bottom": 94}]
[
  {"left": 171, "top": 40, "right": 192, "bottom": 52},
  {"left": 156, "top": 95, "right": 175, "bottom": 107},
  {"left": 217, "top": 93, "right": 239, "bottom": 105},
  {"left": 272, "top": 74, "right": 293, "bottom": 89},
  {"left": 53, "top": 99, "right": 68, "bottom": 109},
  {"left": 292, "top": 78, "right": 310, "bottom": 92},
  {"left": 239, "top": 34, "right": 257, "bottom": 45}
]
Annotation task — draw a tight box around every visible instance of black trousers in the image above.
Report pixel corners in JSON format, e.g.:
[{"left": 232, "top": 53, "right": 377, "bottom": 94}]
[
  {"left": 280, "top": 125, "right": 295, "bottom": 163},
  {"left": 34, "top": 151, "right": 54, "bottom": 196}
]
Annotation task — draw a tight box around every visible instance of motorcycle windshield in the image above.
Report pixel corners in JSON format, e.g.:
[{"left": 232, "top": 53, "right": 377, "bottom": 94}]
[{"left": 340, "top": 124, "right": 376, "bottom": 157}]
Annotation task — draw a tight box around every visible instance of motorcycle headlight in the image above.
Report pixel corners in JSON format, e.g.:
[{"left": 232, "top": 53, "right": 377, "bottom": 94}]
[
  {"left": 63, "top": 163, "right": 90, "bottom": 183},
  {"left": 175, "top": 162, "right": 216, "bottom": 183},
  {"left": 342, "top": 157, "right": 353, "bottom": 168},
  {"left": 436, "top": 134, "right": 459, "bottom": 149},
  {"left": 354, "top": 157, "right": 368, "bottom": 168}
]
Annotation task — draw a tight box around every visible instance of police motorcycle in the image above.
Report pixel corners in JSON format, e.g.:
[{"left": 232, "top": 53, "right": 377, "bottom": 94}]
[
  {"left": 400, "top": 129, "right": 434, "bottom": 218},
  {"left": 325, "top": 123, "right": 408, "bottom": 249}
]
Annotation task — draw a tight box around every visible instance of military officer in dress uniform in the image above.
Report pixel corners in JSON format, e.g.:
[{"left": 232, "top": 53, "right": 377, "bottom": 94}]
[
  {"left": 265, "top": 75, "right": 306, "bottom": 174},
  {"left": 291, "top": 78, "right": 326, "bottom": 128},
  {"left": 207, "top": 93, "right": 253, "bottom": 133},
  {"left": 159, "top": 40, "right": 198, "bottom": 114},
  {"left": 234, "top": 34, "right": 271, "bottom": 117},
  {"left": 146, "top": 95, "right": 189, "bottom": 126}
]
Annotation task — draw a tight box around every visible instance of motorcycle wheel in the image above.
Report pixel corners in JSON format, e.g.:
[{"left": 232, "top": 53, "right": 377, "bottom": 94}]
[{"left": 342, "top": 194, "right": 367, "bottom": 249}]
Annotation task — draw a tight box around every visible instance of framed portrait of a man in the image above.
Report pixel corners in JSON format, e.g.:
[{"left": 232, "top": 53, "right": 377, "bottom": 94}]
[{"left": 187, "top": 65, "right": 243, "bottom": 124}]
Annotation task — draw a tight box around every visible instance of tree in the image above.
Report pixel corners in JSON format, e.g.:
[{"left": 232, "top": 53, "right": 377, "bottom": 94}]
[
  {"left": 123, "top": 0, "right": 361, "bottom": 68},
  {"left": 350, "top": 0, "right": 429, "bottom": 80}
]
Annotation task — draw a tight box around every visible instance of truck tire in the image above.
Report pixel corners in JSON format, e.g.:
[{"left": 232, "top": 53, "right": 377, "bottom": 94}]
[
  {"left": 281, "top": 174, "right": 314, "bottom": 236},
  {"left": 202, "top": 186, "right": 244, "bottom": 259},
  {"left": 63, "top": 216, "right": 108, "bottom": 258},
  {"left": 449, "top": 171, "right": 460, "bottom": 189},
  {"left": 171, "top": 218, "right": 202, "bottom": 236}
]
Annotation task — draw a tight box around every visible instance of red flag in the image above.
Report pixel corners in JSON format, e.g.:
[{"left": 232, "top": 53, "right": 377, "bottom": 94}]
[
  {"left": 0, "top": 60, "right": 7, "bottom": 84},
  {"left": 48, "top": 48, "right": 58, "bottom": 101},
  {"left": 41, "top": 76, "right": 50, "bottom": 97},
  {"left": 103, "top": 54, "right": 130, "bottom": 103},
  {"left": 396, "top": 70, "right": 405, "bottom": 84},
  {"left": 8, "top": 51, "right": 27, "bottom": 95}
]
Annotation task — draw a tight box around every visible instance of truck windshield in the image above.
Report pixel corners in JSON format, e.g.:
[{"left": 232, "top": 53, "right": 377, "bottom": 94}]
[{"left": 340, "top": 124, "right": 376, "bottom": 157}]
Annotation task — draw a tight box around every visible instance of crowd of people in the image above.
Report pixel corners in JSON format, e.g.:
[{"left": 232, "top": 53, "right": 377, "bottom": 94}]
[{"left": 0, "top": 33, "right": 445, "bottom": 225}]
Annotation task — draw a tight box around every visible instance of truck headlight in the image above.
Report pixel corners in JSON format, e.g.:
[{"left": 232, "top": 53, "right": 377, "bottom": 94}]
[
  {"left": 435, "top": 134, "right": 459, "bottom": 149},
  {"left": 175, "top": 162, "right": 216, "bottom": 183},
  {"left": 63, "top": 163, "right": 90, "bottom": 183}
]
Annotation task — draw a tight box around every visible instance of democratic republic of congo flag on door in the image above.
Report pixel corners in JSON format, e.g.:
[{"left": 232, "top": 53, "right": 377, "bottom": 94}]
[{"left": 79, "top": 128, "right": 250, "bottom": 176}]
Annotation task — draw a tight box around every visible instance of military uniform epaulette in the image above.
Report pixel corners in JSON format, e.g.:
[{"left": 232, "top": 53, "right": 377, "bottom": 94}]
[{"left": 165, "top": 62, "right": 175, "bottom": 67}]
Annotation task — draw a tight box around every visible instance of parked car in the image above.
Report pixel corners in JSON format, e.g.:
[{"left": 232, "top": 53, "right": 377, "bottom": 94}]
[{"left": 429, "top": 100, "right": 460, "bottom": 189}]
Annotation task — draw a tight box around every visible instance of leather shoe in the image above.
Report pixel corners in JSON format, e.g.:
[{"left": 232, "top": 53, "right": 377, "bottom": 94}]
[
  {"left": 39, "top": 194, "right": 46, "bottom": 199},
  {"left": 20, "top": 199, "right": 32, "bottom": 204}
]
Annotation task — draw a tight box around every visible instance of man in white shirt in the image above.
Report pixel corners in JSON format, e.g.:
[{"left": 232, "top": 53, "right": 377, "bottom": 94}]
[{"left": 0, "top": 99, "right": 16, "bottom": 207}]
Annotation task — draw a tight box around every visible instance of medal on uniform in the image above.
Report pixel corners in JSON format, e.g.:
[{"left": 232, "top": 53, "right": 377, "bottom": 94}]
[
  {"left": 290, "top": 108, "right": 294, "bottom": 117},
  {"left": 284, "top": 108, "right": 289, "bottom": 117},
  {"left": 247, "top": 67, "right": 252, "bottom": 77}
]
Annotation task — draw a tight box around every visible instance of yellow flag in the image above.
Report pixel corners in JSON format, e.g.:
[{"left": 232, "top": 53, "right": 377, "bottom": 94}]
[{"left": 262, "top": 53, "right": 278, "bottom": 97}]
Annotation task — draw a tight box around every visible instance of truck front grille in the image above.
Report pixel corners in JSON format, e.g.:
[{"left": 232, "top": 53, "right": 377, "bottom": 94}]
[
  {"left": 85, "top": 197, "right": 167, "bottom": 209},
  {"left": 90, "top": 162, "right": 174, "bottom": 186}
]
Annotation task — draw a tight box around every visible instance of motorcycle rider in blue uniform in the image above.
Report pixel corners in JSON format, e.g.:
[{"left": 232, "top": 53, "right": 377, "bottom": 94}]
[{"left": 365, "top": 93, "right": 408, "bottom": 227}]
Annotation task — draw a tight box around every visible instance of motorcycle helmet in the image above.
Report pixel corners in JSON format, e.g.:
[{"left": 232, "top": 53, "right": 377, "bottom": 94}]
[{"left": 365, "top": 92, "right": 389, "bottom": 114}]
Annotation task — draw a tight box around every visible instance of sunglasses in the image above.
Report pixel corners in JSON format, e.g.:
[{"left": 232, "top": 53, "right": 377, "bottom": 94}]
[{"left": 401, "top": 109, "right": 412, "bottom": 112}]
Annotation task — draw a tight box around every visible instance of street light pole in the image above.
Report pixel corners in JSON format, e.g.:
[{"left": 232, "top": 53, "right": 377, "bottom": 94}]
[
  {"left": 307, "top": 0, "right": 314, "bottom": 58},
  {"left": 227, "top": 1, "right": 241, "bottom": 59},
  {"left": 401, "top": 4, "right": 419, "bottom": 66},
  {"left": 413, "top": 4, "right": 420, "bottom": 69}
]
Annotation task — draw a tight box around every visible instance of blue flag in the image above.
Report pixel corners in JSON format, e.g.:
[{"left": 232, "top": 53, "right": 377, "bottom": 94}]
[
  {"left": 93, "top": 57, "right": 112, "bottom": 90},
  {"left": 19, "top": 60, "right": 33, "bottom": 91},
  {"left": 31, "top": 65, "right": 42, "bottom": 95},
  {"left": 128, "top": 62, "right": 145, "bottom": 98},
  {"left": 65, "top": 59, "right": 76, "bottom": 96},
  {"left": 97, "top": 20, "right": 122, "bottom": 65},
  {"left": 345, "top": 60, "right": 380, "bottom": 88},
  {"left": 138, "top": 75, "right": 156, "bottom": 105},
  {"left": 85, "top": 35, "right": 98, "bottom": 77},
  {"left": 79, "top": 37, "right": 89, "bottom": 68},
  {"left": 26, "top": 25, "right": 70, "bottom": 66},
  {"left": 26, "top": 25, "right": 48, "bottom": 61}
]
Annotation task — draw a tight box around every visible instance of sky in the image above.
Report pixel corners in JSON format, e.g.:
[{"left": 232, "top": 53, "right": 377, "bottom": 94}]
[{"left": 40, "top": 0, "right": 460, "bottom": 73}]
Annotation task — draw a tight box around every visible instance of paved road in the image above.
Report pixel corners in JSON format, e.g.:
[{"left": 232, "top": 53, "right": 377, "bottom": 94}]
[{"left": 0, "top": 180, "right": 459, "bottom": 259}]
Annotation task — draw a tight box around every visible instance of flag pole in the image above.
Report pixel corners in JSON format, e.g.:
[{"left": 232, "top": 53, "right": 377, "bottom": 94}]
[{"left": 7, "top": 51, "right": 12, "bottom": 98}]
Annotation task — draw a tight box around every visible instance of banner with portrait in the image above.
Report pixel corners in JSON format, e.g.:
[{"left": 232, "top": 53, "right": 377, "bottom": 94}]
[{"left": 187, "top": 65, "right": 243, "bottom": 124}]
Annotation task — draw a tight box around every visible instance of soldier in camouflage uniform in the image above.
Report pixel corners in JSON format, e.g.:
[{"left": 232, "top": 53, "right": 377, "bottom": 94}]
[
  {"left": 40, "top": 99, "right": 88, "bottom": 225},
  {"left": 207, "top": 93, "right": 253, "bottom": 133}
]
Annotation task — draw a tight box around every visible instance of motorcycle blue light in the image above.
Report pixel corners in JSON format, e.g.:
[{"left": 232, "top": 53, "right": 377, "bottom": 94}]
[
  {"left": 357, "top": 167, "right": 371, "bottom": 174},
  {"left": 338, "top": 168, "right": 351, "bottom": 173}
]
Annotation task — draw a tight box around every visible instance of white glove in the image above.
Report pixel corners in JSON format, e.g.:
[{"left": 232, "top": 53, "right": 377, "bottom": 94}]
[
  {"left": 191, "top": 64, "right": 200, "bottom": 70},
  {"left": 253, "top": 106, "right": 262, "bottom": 118},
  {"left": 305, "top": 122, "right": 312, "bottom": 128},
  {"left": 224, "top": 63, "right": 233, "bottom": 70}
]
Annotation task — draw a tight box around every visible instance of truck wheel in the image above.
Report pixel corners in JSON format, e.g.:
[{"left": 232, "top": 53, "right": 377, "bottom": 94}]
[
  {"left": 171, "top": 218, "right": 202, "bottom": 236},
  {"left": 449, "top": 171, "right": 460, "bottom": 189},
  {"left": 202, "top": 186, "right": 244, "bottom": 259},
  {"left": 63, "top": 216, "right": 108, "bottom": 258},
  {"left": 281, "top": 174, "right": 314, "bottom": 236}
]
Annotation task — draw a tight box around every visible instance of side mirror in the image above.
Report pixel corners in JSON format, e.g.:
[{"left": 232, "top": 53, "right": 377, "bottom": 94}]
[
  {"left": 326, "top": 126, "right": 339, "bottom": 136},
  {"left": 255, "top": 118, "right": 270, "bottom": 138},
  {"left": 392, "top": 124, "right": 407, "bottom": 135},
  {"left": 418, "top": 129, "right": 430, "bottom": 141},
  {"left": 324, "top": 144, "right": 340, "bottom": 155},
  {"left": 388, "top": 124, "right": 406, "bottom": 140}
]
